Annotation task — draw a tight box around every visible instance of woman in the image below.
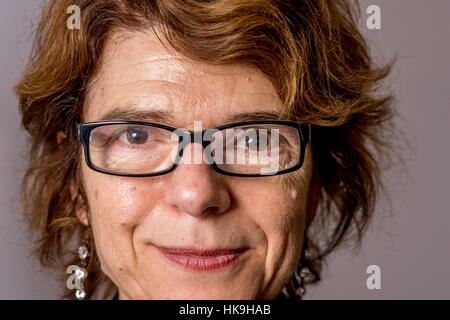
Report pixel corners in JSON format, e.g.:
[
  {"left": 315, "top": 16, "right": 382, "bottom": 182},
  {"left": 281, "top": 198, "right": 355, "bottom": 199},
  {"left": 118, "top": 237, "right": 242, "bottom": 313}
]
[{"left": 15, "top": 0, "right": 394, "bottom": 300}]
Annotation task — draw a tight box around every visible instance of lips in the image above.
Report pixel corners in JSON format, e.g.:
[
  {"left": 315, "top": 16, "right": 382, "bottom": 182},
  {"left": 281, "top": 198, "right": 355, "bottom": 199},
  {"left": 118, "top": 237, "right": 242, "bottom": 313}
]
[{"left": 153, "top": 245, "right": 248, "bottom": 271}]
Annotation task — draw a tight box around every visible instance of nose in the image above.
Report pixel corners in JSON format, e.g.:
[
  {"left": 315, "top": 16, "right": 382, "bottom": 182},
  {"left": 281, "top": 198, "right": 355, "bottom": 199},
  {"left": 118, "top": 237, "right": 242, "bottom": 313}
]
[{"left": 165, "top": 142, "right": 231, "bottom": 218}]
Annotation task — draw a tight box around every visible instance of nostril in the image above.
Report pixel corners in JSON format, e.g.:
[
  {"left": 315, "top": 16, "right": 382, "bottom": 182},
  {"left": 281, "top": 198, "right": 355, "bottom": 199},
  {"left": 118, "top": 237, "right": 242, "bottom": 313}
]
[{"left": 204, "top": 206, "right": 221, "bottom": 216}]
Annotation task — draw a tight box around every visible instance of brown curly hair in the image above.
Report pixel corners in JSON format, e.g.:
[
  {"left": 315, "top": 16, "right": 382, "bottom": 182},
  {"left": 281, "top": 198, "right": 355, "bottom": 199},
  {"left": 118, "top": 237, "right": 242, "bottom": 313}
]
[{"left": 15, "top": 0, "right": 394, "bottom": 299}]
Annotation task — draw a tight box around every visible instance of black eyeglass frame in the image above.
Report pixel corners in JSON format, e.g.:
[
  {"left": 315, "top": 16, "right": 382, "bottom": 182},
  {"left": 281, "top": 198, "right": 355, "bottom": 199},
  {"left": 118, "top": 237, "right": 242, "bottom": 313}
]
[{"left": 78, "top": 120, "right": 311, "bottom": 178}]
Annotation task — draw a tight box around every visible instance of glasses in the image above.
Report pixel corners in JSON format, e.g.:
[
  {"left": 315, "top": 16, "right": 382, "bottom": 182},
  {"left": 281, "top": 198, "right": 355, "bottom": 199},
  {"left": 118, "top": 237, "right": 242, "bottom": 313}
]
[{"left": 78, "top": 120, "right": 311, "bottom": 177}]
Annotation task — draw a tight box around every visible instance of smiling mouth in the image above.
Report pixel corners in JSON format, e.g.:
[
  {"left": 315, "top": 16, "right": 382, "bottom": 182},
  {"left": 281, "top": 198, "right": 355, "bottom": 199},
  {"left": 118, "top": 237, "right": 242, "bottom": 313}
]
[{"left": 152, "top": 245, "right": 249, "bottom": 271}]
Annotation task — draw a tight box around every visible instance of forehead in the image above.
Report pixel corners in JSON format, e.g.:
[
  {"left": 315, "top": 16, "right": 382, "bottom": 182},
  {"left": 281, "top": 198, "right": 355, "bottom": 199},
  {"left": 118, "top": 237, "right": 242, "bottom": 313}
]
[{"left": 84, "top": 30, "right": 284, "bottom": 127}]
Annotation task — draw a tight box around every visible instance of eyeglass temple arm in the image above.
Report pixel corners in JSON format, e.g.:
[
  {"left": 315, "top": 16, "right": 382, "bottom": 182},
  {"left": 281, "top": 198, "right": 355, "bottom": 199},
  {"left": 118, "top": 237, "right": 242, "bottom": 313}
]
[{"left": 77, "top": 123, "right": 81, "bottom": 141}]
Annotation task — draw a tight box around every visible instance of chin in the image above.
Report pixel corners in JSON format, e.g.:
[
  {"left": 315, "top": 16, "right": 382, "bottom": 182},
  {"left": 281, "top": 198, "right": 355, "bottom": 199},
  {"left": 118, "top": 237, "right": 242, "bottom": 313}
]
[{"left": 149, "top": 288, "right": 256, "bottom": 300}]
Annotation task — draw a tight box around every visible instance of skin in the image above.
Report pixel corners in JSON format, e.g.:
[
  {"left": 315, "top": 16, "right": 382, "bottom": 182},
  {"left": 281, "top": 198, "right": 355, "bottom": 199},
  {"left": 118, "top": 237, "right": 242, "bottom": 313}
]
[{"left": 77, "top": 30, "right": 313, "bottom": 300}]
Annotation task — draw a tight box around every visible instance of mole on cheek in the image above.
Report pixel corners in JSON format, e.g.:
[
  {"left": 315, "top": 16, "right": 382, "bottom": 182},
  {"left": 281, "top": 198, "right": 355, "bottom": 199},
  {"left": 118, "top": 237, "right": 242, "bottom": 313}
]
[
  {"left": 291, "top": 189, "right": 298, "bottom": 199},
  {"left": 94, "top": 189, "right": 99, "bottom": 200}
]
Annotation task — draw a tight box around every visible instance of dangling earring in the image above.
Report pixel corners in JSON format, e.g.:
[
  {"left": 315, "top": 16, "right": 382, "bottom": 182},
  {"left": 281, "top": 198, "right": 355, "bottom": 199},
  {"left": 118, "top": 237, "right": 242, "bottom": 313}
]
[
  {"left": 76, "top": 231, "right": 89, "bottom": 299},
  {"left": 66, "top": 230, "right": 89, "bottom": 299},
  {"left": 282, "top": 264, "right": 313, "bottom": 299},
  {"left": 282, "top": 246, "right": 317, "bottom": 300}
]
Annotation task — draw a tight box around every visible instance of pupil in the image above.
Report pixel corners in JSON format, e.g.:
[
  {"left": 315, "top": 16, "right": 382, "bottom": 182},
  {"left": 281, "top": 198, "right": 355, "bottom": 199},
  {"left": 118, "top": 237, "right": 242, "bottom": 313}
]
[
  {"left": 245, "top": 135, "right": 258, "bottom": 147},
  {"left": 127, "top": 128, "right": 148, "bottom": 144}
]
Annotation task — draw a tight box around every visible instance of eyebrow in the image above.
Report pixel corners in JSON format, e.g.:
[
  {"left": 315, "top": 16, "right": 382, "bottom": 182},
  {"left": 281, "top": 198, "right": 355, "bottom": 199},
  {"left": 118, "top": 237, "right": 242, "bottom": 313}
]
[
  {"left": 223, "top": 111, "right": 285, "bottom": 123},
  {"left": 99, "top": 107, "right": 174, "bottom": 123},
  {"left": 98, "top": 107, "right": 284, "bottom": 125}
]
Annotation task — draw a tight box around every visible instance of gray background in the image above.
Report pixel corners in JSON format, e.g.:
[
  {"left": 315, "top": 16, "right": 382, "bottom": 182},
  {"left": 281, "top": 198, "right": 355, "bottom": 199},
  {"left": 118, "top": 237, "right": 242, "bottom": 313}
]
[{"left": 0, "top": 0, "right": 449, "bottom": 299}]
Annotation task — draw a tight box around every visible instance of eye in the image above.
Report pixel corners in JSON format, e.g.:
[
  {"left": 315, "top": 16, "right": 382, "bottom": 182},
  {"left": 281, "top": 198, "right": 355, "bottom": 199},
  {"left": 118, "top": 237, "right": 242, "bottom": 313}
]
[
  {"left": 121, "top": 127, "right": 150, "bottom": 145},
  {"left": 232, "top": 128, "right": 270, "bottom": 150},
  {"left": 244, "top": 134, "right": 260, "bottom": 148}
]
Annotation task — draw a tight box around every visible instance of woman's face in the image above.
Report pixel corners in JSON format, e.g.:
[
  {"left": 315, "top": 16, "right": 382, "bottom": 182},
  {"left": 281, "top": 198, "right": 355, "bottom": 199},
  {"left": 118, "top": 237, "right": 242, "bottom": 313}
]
[{"left": 79, "top": 30, "right": 313, "bottom": 299}]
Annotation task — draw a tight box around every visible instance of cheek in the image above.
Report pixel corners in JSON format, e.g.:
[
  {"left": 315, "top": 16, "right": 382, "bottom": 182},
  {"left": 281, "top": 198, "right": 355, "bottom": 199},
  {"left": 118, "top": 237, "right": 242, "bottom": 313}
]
[
  {"left": 234, "top": 176, "right": 308, "bottom": 241},
  {"left": 233, "top": 176, "right": 308, "bottom": 293},
  {"left": 82, "top": 164, "right": 165, "bottom": 231},
  {"left": 81, "top": 165, "right": 167, "bottom": 280}
]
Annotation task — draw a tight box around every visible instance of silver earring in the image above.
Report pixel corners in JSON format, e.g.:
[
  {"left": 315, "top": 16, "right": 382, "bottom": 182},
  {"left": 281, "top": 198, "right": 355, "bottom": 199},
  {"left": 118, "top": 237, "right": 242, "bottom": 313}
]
[
  {"left": 282, "top": 245, "right": 317, "bottom": 300},
  {"left": 282, "top": 264, "right": 314, "bottom": 300},
  {"left": 66, "top": 231, "right": 89, "bottom": 299}
]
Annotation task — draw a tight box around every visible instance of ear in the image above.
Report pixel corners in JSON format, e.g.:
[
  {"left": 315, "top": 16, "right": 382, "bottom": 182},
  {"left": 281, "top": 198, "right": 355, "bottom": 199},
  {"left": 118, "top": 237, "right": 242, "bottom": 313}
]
[
  {"left": 56, "top": 131, "right": 66, "bottom": 144},
  {"left": 56, "top": 131, "right": 67, "bottom": 151},
  {"left": 70, "top": 182, "right": 89, "bottom": 226}
]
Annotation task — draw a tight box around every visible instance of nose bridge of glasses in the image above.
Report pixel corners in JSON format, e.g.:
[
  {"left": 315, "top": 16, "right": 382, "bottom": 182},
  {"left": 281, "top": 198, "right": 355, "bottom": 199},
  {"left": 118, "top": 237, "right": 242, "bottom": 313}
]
[
  {"left": 173, "top": 129, "right": 214, "bottom": 147},
  {"left": 173, "top": 129, "right": 215, "bottom": 165}
]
